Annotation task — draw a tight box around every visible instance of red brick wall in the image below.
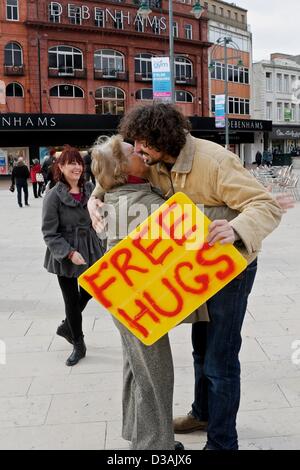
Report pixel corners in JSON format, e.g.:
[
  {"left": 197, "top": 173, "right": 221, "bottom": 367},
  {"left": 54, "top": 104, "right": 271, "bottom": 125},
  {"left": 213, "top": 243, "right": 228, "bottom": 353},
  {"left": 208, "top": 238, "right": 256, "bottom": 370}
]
[{"left": 1, "top": 0, "right": 210, "bottom": 116}]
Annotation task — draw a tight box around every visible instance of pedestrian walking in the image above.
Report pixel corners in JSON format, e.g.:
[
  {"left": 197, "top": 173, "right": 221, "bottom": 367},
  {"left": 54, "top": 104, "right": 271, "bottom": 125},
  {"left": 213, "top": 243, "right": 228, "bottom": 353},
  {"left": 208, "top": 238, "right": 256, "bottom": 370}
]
[
  {"left": 42, "top": 147, "right": 104, "bottom": 366},
  {"left": 89, "top": 103, "right": 283, "bottom": 450},
  {"left": 30, "top": 159, "right": 44, "bottom": 198},
  {"left": 11, "top": 157, "right": 30, "bottom": 208},
  {"left": 255, "top": 150, "right": 262, "bottom": 166},
  {"left": 262, "top": 149, "right": 273, "bottom": 167},
  {"left": 83, "top": 151, "right": 95, "bottom": 185},
  {"left": 42, "top": 149, "right": 56, "bottom": 187}
]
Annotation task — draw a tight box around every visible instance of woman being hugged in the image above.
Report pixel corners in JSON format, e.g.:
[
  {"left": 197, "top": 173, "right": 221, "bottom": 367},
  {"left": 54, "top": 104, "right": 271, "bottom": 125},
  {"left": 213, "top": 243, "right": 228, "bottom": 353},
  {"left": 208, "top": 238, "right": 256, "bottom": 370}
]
[
  {"left": 42, "top": 147, "right": 104, "bottom": 366},
  {"left": 91, "top": 135, "right": 177, "bottom": 450}
]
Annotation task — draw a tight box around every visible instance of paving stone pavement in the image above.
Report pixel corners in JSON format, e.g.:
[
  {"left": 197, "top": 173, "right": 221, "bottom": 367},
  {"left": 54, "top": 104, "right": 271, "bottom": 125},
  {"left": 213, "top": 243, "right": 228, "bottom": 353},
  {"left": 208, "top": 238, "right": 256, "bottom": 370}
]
[{"left": 0, "top": 182, "right": 300, "bottom": 450}]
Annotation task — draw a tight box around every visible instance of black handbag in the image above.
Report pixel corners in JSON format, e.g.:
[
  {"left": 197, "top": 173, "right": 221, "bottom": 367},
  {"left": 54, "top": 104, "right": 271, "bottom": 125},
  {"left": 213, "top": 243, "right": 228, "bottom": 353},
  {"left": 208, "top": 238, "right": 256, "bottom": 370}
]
[{"left": 9, "top": 184, "right": 15, "bottom": 193}]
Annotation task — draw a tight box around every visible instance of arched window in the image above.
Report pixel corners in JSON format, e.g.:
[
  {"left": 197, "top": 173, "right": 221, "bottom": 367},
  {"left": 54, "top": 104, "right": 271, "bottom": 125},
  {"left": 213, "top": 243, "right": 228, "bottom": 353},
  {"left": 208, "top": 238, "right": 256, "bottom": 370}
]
[
  {"left": 4, "top": 42, "right": 23, "bottom": 66},
  {"left": 95, "top": 87, "right": 125, "bottom": 115},
  {"left": 135, "top": 88, "right": 153, "bottom": 100},
  {"left": 6, "top": 82, "right": 24, "bottom": 97},
  {"left": 175, "top": 90, "right": 193, "bottom": 103},
  {"left": 135, "top": 53, "right": 154, "bottom": 80},
  {"left": 50, "top": 84, "right": 84, "bottom": 98},
  {"left": 175, "top": 56, "right": 193, "bottom": 81},
  {"left": 94, "top": 49, "right": 124, "bottom": 77},
  {"left": 48, "top": 46, "right": 83, "bottom": 74}
]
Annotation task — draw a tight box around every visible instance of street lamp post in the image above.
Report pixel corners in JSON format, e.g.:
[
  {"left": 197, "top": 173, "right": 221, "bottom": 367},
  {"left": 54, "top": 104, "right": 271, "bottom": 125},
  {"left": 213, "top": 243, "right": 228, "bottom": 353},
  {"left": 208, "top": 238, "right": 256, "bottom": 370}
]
[
  {"left": 168, "top": 0, "right": 175, "bottom": 103},
  {"left": 37, "top": 36, "right": 43, "bottom": 114},
  {"left": 137, "top": 1, "right": 204, "bottom": 104},
  {"left": 209, "top": 37, "right": 244, "bottom": 149}
]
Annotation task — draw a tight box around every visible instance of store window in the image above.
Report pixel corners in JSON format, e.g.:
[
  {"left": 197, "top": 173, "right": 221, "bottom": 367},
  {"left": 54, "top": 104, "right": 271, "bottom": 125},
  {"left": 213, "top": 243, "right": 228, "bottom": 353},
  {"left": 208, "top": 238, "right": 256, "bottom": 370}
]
[
  {"left": 114, "top": 11, "right": 124, "bottom": 30},
  {"left": 49, "top": 2, "right": 62, "bottom": 23},
  {"left": 135, "top": 88, "right": 153, "bottom": 100},
  {"left": 94, "top": 49, "right": 124, "bottom": 77},
  {"left": 68, "top": 4, "right": 82, "bottom": 25},
  {"left": 4, "top": 42, "right": 23, "bottom": 66},
  {"left": 228, "top": 97, "right": 250, "bottom": 115},
  {"left": 48, "top": 46, "right": 83, "bottom": 74},
  {"left": 211, "top": 94, "right": 216, "bottom": 113},
  {"left": 6, "top": 0, "right": 19, "bottom": 21},
  {"left": 211, "top": 62, "right": 249, "bottom": 84},
  {"left": 95, "top": 87, "right": 125, "bottom": 115},
  {"left": 0, "top": 148, "right": 29, "bottom": 176},
  {"left": 50, "top": 85, "right": 84, "bottom": 98},
  {"left": 277, "top": 102, "right": 283, "bottom": 121},
  {"left": 135, "top": 17, "right": 144, "bottom": 33},
  {"left": 6, "top": 82, "right": 24, "bottom": 97},
  {"left": 284, "top": 75, "right": 289, "bottom": 93},
  {"left": 173, "top": 22, "right": 179, "bottom": 38},
  {"left": 277, "top": 74, "right": 283, "bottom": 92},
  {"left": 135, "top": 53, "right": 153, "bottom": 80},
  {"left": 95, "top": 8, "right": 105, "bottom": 27},
  {"left": 175, "top": 90, "right": 193, "bottom": 103},
  {"left": 184, "top": 24, "right": 193, "bottom": 40},
  {"left": 266, "top": 102, "right": 272, "bottom": 120},
  {"left": 209, "top": 26, "right": 250, "bottom": 52},
  {"left": 175, "top": 56, "right": 193, "bottom": 81},
  {"left": 266, "top": 72, "right": 272, "bottom": 91}
]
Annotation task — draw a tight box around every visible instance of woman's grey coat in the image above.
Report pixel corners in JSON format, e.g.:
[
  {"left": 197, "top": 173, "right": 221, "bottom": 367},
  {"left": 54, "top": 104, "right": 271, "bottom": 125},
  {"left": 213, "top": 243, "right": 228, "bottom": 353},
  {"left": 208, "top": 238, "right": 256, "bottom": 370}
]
[{"left": 42, "top": 182, "right": 104, "bottom": 278}]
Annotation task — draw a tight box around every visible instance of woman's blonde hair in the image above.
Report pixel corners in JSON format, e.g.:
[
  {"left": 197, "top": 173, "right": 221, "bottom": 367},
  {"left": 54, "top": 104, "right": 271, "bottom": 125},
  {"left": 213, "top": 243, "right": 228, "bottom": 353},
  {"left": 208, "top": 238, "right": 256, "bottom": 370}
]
[{"left": 91, "top": 134, "right": 128, "bottom": 191}]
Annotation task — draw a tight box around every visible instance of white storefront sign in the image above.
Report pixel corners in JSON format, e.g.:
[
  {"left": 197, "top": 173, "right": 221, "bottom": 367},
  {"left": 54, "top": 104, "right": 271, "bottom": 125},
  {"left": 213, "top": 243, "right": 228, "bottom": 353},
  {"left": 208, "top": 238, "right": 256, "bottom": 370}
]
[{"left": 49, "top": 2, "right": 167, "bottom": 31}]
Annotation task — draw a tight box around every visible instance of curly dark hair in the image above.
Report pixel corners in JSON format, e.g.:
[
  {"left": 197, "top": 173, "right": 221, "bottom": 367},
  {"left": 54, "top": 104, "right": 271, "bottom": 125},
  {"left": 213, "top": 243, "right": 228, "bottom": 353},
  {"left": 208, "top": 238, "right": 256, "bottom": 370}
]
[{"left": 118, "top": 103, "right": 191, "bottom": 158}]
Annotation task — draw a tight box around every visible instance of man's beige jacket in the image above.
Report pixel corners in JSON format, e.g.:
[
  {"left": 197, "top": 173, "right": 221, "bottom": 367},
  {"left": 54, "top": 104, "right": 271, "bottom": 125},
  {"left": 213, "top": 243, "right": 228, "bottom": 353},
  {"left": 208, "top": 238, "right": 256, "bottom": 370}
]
[{"left": 147, "top": 134, "right": 283, "bottom": 264}]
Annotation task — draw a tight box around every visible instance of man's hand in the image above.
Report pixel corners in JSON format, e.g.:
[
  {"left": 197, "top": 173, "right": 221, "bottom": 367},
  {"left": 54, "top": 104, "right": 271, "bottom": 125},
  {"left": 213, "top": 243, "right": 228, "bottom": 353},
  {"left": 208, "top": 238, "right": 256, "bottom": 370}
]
[
  {"left": 206, "top": 219, "right": 237, "bottom": 246},
  {"left": 266, "top": 185, "right": 295, "bottom": 213},
  {"left": 70, "top": 251, "right": 87, "bottom": 266},
  {"left": 87, "top": 196, "right": 105, "bottom": 232},
  {"left": 275, "top": 193, "right": 295, "bottom": 213}
]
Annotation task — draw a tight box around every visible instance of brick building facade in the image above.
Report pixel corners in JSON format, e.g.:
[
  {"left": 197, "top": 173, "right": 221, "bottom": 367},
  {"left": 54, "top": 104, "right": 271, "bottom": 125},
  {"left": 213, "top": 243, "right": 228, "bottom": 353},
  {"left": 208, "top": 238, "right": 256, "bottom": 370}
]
[{"left": 0, "top": 0, "right": 211, "bottom": 116}]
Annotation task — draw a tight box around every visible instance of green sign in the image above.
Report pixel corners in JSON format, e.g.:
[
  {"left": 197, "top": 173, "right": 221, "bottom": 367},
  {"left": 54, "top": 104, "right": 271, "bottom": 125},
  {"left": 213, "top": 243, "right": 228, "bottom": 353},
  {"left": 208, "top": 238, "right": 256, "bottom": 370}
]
[{"left": 284, "top": 108, "right": 292, "bottom": 121}]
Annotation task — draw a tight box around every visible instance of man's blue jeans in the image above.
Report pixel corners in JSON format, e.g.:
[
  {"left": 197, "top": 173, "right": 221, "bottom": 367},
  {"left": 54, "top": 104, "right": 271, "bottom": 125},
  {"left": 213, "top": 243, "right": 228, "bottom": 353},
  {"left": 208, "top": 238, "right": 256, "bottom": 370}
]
[{"left": 191, "top": 259, "right": 257, "bottom": 450}]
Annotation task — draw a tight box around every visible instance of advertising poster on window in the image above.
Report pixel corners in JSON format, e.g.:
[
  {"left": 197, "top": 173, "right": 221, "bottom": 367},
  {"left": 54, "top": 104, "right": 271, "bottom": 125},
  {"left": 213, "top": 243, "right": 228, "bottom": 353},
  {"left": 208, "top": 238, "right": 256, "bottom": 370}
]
[
  {"left": 284, "top": 108, "right": 292, "bottom": 122},
  {"left": 215, "top": 94, "right": 226, "bottom": 129},
  {"left": 39, "top": 147, "right": 50, "bottom": 163},
  {"left": 0, "top": 149, "right": 8, "bottom": 175},
  {"left": 151, "top": 57, "right": 172, "bottom": 101}
]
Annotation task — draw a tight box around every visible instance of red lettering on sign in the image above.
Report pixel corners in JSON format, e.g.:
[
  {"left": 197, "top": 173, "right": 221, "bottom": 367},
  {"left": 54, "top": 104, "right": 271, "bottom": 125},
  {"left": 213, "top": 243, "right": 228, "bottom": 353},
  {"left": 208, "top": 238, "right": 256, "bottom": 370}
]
[
  {"left": 143, "top": 278, "right": 183, "bottom": 317},
  {"left": 110, "top": 248, "right": 149, "bottom": 287},
  {"left": 118, "top": 300, "right": 161, "bottom": 338},
  {"left": 196, "top": 243, "right": 235, "bottom": 280},
  {"left": 157, "top": 202, "right": 197, "bottom": 246},
  {"left": 82, "top": 262, "right": 116, "bottom": 308},
  {"left": 133, "top": 225, "right": 174, "bottom": 265},
  {"left": 174, "top": 262, "right": 210, "bottom": 294}
]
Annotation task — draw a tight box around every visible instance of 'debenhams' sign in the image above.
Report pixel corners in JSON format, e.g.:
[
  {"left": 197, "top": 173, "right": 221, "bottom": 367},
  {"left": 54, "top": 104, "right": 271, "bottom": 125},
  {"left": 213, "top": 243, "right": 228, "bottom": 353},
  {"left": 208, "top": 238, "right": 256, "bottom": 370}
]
[{"left": 49, "top": 2, "right": 167, "bottom": 31}]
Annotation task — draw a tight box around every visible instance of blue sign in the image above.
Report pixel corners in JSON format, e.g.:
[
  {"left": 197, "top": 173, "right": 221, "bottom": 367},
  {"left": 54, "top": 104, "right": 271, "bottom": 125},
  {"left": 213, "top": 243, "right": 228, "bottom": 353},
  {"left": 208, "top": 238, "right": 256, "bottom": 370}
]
[
  {"left": 152, "top": 57, "right": 172, "bottom": 101},
  {"left": 215, "top": 94, "right": 226, "bottom": 129}
]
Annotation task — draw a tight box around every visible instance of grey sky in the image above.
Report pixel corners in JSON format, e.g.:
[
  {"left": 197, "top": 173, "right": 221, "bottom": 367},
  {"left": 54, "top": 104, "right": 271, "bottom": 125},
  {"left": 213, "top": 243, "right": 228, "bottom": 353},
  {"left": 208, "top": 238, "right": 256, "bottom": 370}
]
[{"left": 232, "top": 0, "right": 300, "bottom": 62}]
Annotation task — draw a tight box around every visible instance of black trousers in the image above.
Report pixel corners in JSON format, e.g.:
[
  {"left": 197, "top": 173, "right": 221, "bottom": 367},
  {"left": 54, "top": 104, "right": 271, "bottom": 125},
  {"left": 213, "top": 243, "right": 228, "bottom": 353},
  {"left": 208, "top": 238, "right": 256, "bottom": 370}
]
[
  {"left": 16, "top": 181, "right": 28, "bottom": 206},
  {"left": 57, "top": 276, "right": 92, "bottom": 342},
  {"left": 32, "top": 182, "right": 43, "bottom": 198}
]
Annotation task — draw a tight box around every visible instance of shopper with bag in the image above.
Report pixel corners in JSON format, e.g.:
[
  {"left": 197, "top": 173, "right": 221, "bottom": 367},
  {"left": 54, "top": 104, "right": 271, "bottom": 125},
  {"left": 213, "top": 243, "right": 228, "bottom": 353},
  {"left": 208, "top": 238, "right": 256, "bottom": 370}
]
[{"left": 30, "top": 159, "right": 44, "bottom": 198}]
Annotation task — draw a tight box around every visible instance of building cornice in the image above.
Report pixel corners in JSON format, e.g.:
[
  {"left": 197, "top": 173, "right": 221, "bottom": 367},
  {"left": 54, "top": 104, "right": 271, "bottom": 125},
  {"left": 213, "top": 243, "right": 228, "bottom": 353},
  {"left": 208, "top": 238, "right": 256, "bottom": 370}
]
[{"left": 25, "top": 20, "right": 212, "bottom": 49}]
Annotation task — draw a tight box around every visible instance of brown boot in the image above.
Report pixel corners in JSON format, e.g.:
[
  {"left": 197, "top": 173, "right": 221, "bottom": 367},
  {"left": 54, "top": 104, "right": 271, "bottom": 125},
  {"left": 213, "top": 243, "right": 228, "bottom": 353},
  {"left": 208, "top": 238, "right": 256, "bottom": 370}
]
[{"left": 174, "top": 411, "right": 208, "bottom": 434}]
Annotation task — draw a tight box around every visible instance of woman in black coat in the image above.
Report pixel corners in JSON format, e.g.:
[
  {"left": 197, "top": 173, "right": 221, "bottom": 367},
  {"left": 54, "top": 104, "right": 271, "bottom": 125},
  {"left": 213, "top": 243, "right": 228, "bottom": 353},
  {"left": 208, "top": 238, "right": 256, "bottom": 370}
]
[{"left": 42, "top": 147, "right": 104, "bottom": 366}]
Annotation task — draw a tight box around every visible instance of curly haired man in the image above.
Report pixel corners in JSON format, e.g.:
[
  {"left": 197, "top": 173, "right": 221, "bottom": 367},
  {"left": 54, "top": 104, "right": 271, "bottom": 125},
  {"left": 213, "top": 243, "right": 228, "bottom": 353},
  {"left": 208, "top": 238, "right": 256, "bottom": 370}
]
[{"left": 88, "top": 103, "right": 283, "bottom": 450}]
